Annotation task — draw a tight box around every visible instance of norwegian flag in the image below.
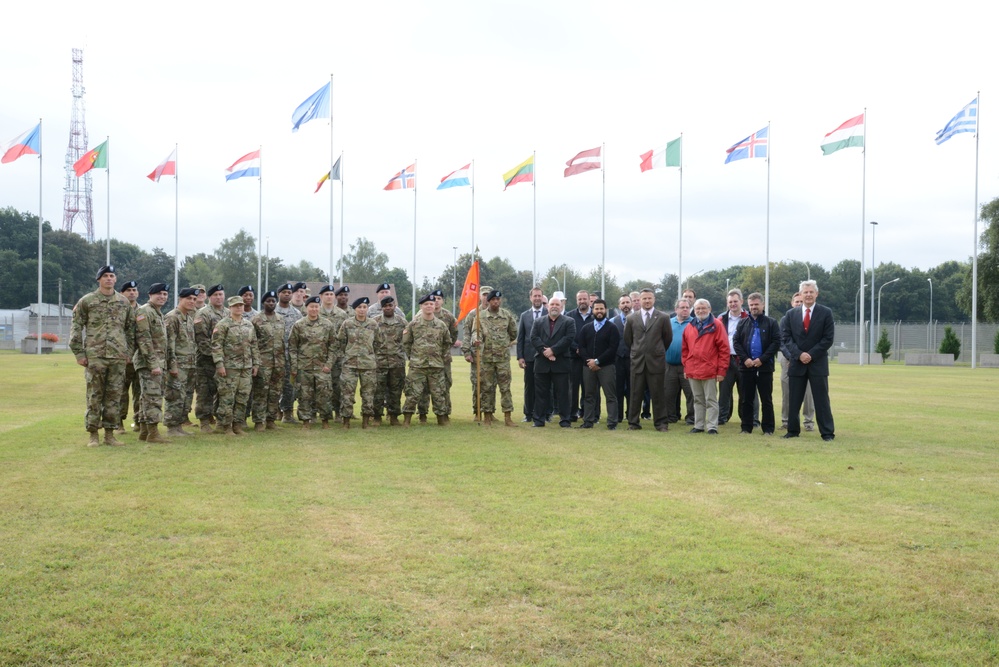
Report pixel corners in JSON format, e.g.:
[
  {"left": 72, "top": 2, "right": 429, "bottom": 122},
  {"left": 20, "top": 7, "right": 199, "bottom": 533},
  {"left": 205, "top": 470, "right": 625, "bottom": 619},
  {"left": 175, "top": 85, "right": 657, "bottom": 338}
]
[
  {"left": 384, "top": 164, "right": 416, "bottom": 190},
  {"left": 725, "top": 126, "right": 768, "bottom": 163}
]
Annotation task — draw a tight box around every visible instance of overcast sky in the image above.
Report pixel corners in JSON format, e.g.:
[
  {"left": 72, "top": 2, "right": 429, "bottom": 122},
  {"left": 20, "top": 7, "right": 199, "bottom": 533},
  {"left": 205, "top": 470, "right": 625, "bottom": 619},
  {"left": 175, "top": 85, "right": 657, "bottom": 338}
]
[{"left": 2, "top": 1, "right": 996, "bottom": 288}]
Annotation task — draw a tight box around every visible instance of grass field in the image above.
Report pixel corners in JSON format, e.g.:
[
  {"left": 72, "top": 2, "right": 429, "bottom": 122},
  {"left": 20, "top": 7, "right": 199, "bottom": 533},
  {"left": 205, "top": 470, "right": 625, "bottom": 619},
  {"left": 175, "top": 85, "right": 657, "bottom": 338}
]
[{"left": 1, "top": 352, "right": 997, "bottom": 666}]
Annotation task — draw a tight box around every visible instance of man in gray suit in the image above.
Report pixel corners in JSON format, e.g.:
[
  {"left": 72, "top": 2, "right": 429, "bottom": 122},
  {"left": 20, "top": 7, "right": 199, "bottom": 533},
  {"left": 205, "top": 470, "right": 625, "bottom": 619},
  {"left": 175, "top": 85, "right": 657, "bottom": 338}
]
[
  {"left": 623, "top": 288, "right": 673, "bottom": 431},
  {"left": 516, "top": 286, "right": 547, "bottom": 422},
  {"left": 530, "top": 292, "right": 576, "bottom": 427}
]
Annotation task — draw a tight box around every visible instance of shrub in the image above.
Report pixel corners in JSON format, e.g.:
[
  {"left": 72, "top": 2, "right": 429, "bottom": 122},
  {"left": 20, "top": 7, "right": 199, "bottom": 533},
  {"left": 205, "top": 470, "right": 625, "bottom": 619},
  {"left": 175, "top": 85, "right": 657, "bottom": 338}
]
[
  {"left": 994, "top": 328, "right": 999, "bottom": 354},
  {"left": 24, "top": 333, "right": 59, "bottom": 343},
  {"left": 875, "top": 328, "right": 892, "bottom": 361},
  {"left": 939, "top": 326, "right": 961, "bottom": 360}
]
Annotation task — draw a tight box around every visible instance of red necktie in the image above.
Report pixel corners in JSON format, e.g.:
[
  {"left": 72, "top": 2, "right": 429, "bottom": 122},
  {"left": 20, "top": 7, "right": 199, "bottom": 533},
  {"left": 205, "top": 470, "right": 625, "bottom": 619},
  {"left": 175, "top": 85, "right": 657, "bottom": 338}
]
[{"left": 804, "top": 307, "right": 811, "bottom": 333}]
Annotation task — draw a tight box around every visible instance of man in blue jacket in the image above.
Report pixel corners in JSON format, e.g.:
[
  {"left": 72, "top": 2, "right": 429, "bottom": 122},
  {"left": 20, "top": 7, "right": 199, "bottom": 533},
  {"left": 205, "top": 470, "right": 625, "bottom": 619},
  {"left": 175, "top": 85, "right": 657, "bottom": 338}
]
[
  {"left": 665, "top": 298, "right": 694, "bottom": 425},
  {"left": 733, "top": 292, "right": 781, "bottom": 435}
]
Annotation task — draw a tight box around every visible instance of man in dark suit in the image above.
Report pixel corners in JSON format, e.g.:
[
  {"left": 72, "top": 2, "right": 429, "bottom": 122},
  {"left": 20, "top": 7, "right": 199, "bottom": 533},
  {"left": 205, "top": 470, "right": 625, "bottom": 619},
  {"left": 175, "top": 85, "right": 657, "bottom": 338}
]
[
  {"left": 530, "top": 292, "right": 576, "bottom": 427},
  {"left": 623, "top": 288, "right": 673, "bottom": 431},
  {"left": 733, "top": 292, "right": 781, "bottom": 435},
  {"left": 780, "top": 280, "right": 835, "bottom": 441},
  {"left": 578, "top": 299, "right": 621, "bottom": 430},
  {"left": 516, "top": 287, "right": 547, "bottom": 422},
  {"left": 565, "top": 290, "right": 593, "bottom": 421},
  {"left": 611, "top": 294, "right": 632, "bottom": 423}
]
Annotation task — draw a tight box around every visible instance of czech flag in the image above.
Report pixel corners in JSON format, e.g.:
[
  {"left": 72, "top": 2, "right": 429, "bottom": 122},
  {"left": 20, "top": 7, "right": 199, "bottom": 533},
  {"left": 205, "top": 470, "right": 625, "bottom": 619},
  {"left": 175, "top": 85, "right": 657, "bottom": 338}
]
[{"left": 2, "top": 123, "right": 41, "bottom": 164}]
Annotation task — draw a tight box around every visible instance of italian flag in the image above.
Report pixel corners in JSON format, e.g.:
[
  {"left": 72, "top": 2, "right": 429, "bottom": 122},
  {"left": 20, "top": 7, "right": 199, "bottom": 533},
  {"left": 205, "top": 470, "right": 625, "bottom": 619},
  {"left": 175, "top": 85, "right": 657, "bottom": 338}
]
[
  {"left": 821, "top": 113, "right": 864, "bottom": 156},
  {"left": 73, "top": 139, "right": 108, "bottom": 176}
]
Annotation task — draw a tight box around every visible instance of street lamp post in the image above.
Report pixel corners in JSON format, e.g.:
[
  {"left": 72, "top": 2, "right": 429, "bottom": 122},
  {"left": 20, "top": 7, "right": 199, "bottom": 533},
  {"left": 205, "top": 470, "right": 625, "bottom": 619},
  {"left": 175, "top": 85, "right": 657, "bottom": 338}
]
[
  {"left": 549, "top": 276, "right": 561, "bottom": 295},
  {"left": 854, "top": 283, "right": 866, "bottom": 352},
  {"left": 927, "top": 277, "right": 933, "bottom": 350},
  {"left": 869, "top": 221, "right": 879, "bottom": 360},
  {"left": 877, "top": 277, "right": 901, "bottom": 345},
  {"left": 684, "top": 269, "right": 704, "bottom": 290}
]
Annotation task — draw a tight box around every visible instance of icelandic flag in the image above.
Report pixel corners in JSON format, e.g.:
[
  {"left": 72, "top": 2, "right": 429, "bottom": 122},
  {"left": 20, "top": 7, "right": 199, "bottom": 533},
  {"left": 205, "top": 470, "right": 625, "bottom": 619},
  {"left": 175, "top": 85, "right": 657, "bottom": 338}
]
[
  {"left": 226, "top": 150, "right": 261, "bottom": 181},
  {"left": 438, "top": 163, "right": 471, "bottom": 190},
  {"left": 2, "top": 123, "right": 41, "bottom": 164},
  {"left": 292, "top": 82, "right": 331, "bottom": 132},
  {"left": 935, "top": 98, "right": 978, "bottom": 145},
  {"left": 384, "top": 164, "right": 416, "bottom": 191},
  {"left": 725, "top": 126, "right": 768, "bottom": 163}
]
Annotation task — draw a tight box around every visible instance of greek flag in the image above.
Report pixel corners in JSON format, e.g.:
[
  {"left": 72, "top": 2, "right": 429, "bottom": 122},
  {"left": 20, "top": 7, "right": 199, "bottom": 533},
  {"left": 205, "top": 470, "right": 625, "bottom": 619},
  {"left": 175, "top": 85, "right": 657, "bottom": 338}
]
[{"left": 935, "top": 97, "right": 978, "bottom": 145}]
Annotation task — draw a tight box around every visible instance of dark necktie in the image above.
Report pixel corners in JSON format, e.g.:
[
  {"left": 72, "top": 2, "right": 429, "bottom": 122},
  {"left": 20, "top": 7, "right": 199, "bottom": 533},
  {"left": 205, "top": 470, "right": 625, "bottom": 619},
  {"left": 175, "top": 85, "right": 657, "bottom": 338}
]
[{"left": 804, "top": 307, "right": 811, "bottom": 333}]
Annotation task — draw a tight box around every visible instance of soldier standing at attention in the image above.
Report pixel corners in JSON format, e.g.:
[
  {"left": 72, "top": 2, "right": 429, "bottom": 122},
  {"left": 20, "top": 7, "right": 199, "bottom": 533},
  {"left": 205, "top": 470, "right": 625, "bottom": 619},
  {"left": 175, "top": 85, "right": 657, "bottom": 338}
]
[
  {"left": 373, "top": 296, "right": 407, "bottom": 425},
  {"left": 402, "top": 294, "right": 452, "bottom": 426},
  {"left": 291, "top": 281, "right": 309, "bottom": 316},
  {"left": 134, "top": 283, "right": 171, "bottom": 444},
  {"left": 461, "top": 284, "right": 493, "bottom": 416},
  {"left": 469, "top": 290, "right": 519, "bottom": 426},
  {"left": 288, "top": 295, "right": 337, "bottom": 429},
  {"left": 212, "top": 296, "right": 259, "bottom": 436},
  {"left": 318, "top": 284, "right": 348, "bottom": 418},
  {"left": 193, "top": 284, "right": 226, "bottom": 432},
  {"left": 337, "top": 297, "right": 380, "bottom": 429},
  {"left": 70, "top": 265, "right": 135, "bottom": 447},
  {"left": 238, "top": 285, "right": 257, "bottom": 318},
  {"left": 251, "top": 291, "right": 286, "bottom": 431},
  {"left": 163, "top": 287, "right": 200, "bottom": 437},
  {"left": 183, "top": 284, "right": 207, "bottom": 424},
  {"left": 366, "top": 282, "right": 392, "bottom": 318},
  {"left": 416, "top": 289, "right": 457, "bottom": 422},
  {"left": 334, "top": 285, "right": 353, "bottom": 317},
  {"left": 116, "top": 279, "right": 141, "bottom": 434},
  {"left": 275, "top": 282, "right": 303, "bottom": 423}
]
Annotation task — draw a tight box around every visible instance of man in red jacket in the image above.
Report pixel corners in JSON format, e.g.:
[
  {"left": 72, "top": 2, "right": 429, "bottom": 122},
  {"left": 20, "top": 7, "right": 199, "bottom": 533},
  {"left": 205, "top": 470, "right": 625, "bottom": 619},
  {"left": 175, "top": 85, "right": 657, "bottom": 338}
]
[{"left": 681, "top": 299, "right": 730, "bottom": 434}]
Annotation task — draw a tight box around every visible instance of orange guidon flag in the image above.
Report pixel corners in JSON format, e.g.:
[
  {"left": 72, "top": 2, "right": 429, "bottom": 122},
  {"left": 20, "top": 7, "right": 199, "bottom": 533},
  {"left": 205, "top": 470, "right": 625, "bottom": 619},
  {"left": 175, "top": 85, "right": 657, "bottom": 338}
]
[{"left": 456, "top": 260, "right": 481, "bottom": 322}]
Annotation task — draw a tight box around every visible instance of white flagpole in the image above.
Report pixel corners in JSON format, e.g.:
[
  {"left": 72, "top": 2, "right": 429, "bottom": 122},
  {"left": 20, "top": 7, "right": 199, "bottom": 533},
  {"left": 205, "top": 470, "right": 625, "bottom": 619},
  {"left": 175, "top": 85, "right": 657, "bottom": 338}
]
[
  {"left": 601, "top": 142, "right": 606, "bottom": 296},
  {"left": 36, "top": 118, "right": 43, "bottom": 354},
  {"left": 412, "top": 159, "right": 418, "bottom": 318},
  {"left": 470, "top": 159, "right": 476, "bottom": 257},
  {"left": 764, "top": 122, "right": 771, "bottom": 314},
  {"left": 329, "top": 74, "right": 335, "bottom": 283},
  {"left": 173, "top": 143, "right": 179, "bottom": 309},
  {"left": 971, "top": 92, "right": 980, "bottom": 369},
  {"left": 859, "top": 108, "right": 867, "bottom": 366},
  {"left": 339, "top": 151, "right": 345, "bottom": 283},
  {"left": 532, "top": 150, "right": 537, "bottom": 286},
  {"left": 257, "top": 144, "right": 263, "bottom": 306},
  {"left": 106, "top": 135, "right": 111, "bottom": 265},
  {"left": 678, "top": 133, "right": 684, "bottom": 302}
]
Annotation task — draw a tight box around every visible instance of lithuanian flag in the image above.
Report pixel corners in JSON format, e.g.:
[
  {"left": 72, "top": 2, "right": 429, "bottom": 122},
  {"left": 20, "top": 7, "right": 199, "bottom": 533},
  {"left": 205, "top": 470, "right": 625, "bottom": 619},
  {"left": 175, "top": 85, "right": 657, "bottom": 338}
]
[{"left": 502, "top": 155, "right": 534, "bottom": 190}]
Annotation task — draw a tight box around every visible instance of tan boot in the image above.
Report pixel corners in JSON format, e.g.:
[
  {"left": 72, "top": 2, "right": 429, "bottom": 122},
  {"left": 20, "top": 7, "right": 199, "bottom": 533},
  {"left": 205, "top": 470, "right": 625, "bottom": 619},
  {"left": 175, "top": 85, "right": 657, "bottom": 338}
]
[
  {"left": 115, "top": 426, "right": 126, "bottom": 435},
  {"left": 104, "top": 429, "right": 125, "bottom": 446},
  {"left": 302, "top": 420, "right": 311, "bottom": 431},
  {"left": 389, "top": 414, "right": 400, "bottom": 426},
  {"left": 403, "top": 413, "right": 413, "bottom": 427},
  {"left": 146, "top": 423, "right": 172, "bottom": 444},
  {"left": 87, "top": 430, "right": 100, "bottom": 447},
  {"left": 437, "top": 415, "right": 450, "bottom": 426},
  {"left": 211, "top": 423, "right": 228, "bottom": 435},
  {"left": 418, "top": 414, "right": 428, "bottom": 424},
  {"left": 223, "top": 424, "right": 236, "bottom": 436},
  {"left": 504, "top": 411, "right": 518, "bottom": 427},
  {"left": 138, "top": 423, "right": 149, "bottom": 441},
  {"left": 232, "top": 422, "right": 245, "bottom": 436},
  {"left": 265, "top": 420, "right": 277, "bottom": 430},
  {"left": 361, "top": 416, "right": 370, "bottom": 430},
  {"left": 342, "top": 417, "right": 351, "bottom": 429},
  {"left": 166, "top": 426, "right": 190, "bottom": 437},
  {"left": 322, "top": 419, "right": 330, "bottom": 430},
  {"left": 254, "top": 422, "right": 265, "bottom": 432},
  {"left": 200, "top": 420, "right": 213, "bottom": 434},
  {"left": 373, "top": 415, "right": 383, "bottom": 426},
  {"left": 483, "top": 412, "right": 494, "bottom": 426}
]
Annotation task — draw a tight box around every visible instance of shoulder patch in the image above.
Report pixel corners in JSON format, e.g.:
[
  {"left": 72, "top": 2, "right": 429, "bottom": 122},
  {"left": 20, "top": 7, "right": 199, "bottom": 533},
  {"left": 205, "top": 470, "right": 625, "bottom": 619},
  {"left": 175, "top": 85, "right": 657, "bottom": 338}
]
[
  {"left": 135, "top": 314, "right": 145, "bottom": 322},
  {"left": 193, "top": 318, "right": 202, "bottom": 324},
  {"left": 212, "top": 327, "right": 220, "bottom": 334}
]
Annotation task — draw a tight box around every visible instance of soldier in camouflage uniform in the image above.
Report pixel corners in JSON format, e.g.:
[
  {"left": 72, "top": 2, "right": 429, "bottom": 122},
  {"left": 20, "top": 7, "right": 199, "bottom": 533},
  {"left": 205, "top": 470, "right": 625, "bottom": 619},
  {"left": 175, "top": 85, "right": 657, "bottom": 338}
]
[
  {"left": 461, "top": 285, "right": 494, "bottom": 416},
  {"left": 211, "top": 296, "right": 259, "bottom": 436},
  {"left": 275, "top": 283, "right": 303, "bottom": 422},
  {"left": 116, "top": 280, "right": 141, "bottom": 434},
  {"left": 318, "top": 285, "right": 348, "bottom": 418},
  {"left": 468, "top": 290, "right": 519, "bottom": 426},
  {"left": 193, "top": 284, "right": 226, "bottom": 432},
  {"left": 403, "top": 294, "right": 452, "bottom": 426},
  {"left": 337, "top": 297, "right": 380, "bottom": 429},
  {"left": 163, "top": 287, "right": 200, "bottom": 437},
  {"left": 416, "top": 290, "right": 457, "bottom": 421},
  {"left": 289, "top": 296, "right": 337, "bottom": 429},
  {"left": 366, "top": 282, "right": 392, "bottom": 319},
  {"left": 251, "top": 291, "right": 286, "bottom": 431},
  {"left": 373, "top": 296, "right": 407, "bottom": 425},
  {"left": 70, "top": 265, "right": 136, "bottom": 447},
  {"left": 182, "top": 284, "right": 207, "bottom": 424},
  {"left": 334, "top": 285, "right": 353, "bottom": 317},
  {"left": 134, "top": 283, "right": 172, "bottom": 443}
]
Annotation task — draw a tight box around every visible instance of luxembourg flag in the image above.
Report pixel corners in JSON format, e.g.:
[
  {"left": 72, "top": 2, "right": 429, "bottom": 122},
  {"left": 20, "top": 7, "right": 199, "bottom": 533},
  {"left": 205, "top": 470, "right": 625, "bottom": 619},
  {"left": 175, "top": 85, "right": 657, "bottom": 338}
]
[
  {"left": 226, "top": 150, "right": 261, "bottom": 181},
  {"left": 2, "top": 123, "right": 41, "bottom": 164},
  {"left": 437, "top": 163, "right": 471, "bottom": 190}
]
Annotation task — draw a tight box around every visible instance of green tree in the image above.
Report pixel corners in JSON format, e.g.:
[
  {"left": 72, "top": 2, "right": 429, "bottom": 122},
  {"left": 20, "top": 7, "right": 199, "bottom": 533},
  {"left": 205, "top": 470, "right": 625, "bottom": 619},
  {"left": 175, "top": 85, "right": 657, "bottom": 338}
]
[
  {"left": 875, "top": 328, "right": 892, "bottom": 361},
  {"left": 939, "top": 326, "right": 961, "bottom": 360},
  {"left": 958, "top": 197, "right": 999, "bottom": 321},
  {"left": 994, "top": 328, "right": 999, "bottom": 354},
  {"left": 338, "top": 237, "right": 389, "bottom": 283}
]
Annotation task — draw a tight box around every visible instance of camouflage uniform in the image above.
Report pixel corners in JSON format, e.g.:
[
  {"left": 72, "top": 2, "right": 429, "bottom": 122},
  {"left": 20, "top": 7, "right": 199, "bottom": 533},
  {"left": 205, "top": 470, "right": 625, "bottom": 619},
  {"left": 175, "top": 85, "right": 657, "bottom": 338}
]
[
  {"left": 461, "top": 308, "right": 481, "bottom": 413},
  {"left": 289, "top": 316, "right": 337, "bottom": 422},
  {"left": 251, "top": 311, "right": 286, "bottom": 425},
  {"left": 469, "top": 307, "right": 518, "bottom": 414},
  {"left": 275, "top": 304, "right": 303, "bottom": 414},
  {"left": 418, "top": 309, "right": 457, "bottom": 416},
  {"left": 403, "top": 316, "right": 451, "bottom": 416},
  {"left": 133, "top": 302, "right": 169, "bottom": 425},
  {"left": 119, "top": 300, "right": 141, "bottom": 427},
  {"left": 70, "top": 289, "right": 135, "bottom": 432},
  {"left": 320, "top": 307, "right": 349, "bottom": 417},
  {"left": 193, "top": 304, "right": 226, "bottom": 421},
  {"left": 211, "top": 316, "right": 259, "bottom": 427},
  {"left": 164, "top": 308, "right": 197, "bottom": 428},
  {"left": 337, "top": 317, "right": 379, "bottom": 419},
  {"left": 373, "top": 312, "right": 407, "bottom": 418}
]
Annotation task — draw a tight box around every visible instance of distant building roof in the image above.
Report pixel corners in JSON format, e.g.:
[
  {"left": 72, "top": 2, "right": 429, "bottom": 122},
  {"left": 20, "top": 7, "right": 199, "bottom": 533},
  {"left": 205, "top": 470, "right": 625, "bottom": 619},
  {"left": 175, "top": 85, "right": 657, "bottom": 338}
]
[{"left": 21, "top": 303, "right": 74, "bottom": 317}]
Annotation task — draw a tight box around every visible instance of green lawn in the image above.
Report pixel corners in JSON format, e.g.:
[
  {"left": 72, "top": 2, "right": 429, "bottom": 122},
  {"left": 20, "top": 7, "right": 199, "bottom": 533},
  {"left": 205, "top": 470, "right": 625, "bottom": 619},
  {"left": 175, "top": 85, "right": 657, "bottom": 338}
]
[{"left": 1, "top": 352, "right": 997, "bottom": 665}]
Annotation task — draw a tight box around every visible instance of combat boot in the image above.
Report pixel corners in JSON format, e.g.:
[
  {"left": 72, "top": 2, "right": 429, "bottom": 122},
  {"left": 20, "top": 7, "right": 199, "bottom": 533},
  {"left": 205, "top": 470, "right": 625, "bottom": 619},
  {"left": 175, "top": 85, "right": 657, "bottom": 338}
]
[
  {"left": 87, "top": 430, "right": 100, "bottom": 447},
  {"left": 403, "top": 413, "right": 413, "bottom": 427},
  {"left": 211, "top": 423, "right": 228, "bottom": 435},
  {"left": 232, "top": 422, "right": 246, "bottom": 436},
  {"left": 389, "top": 414, "right": 401, "bottom": 426},
  {"left": 342, "top": 417, "right": 351, "bottom": 429},
  {"left": 373, "top": 415, "right": 383, "bottom": 426},
  {"left": 437, "top": 415, "right": 450, "bottom": 426},
  {"left": 302, "top": 420, "right": 311, "bottom": 431},
  {"left": 115, "top": 425, "right": 126, "bottom": 435},
  {"left": 104, "top": 429, "right": 125, "bottom": 446},
  {"left": 146, "top": 424, "right": 172, "bottom": 444},
  {"left": 167, "top": 426, "right": 191, "bottom": 437},
  {"left": 265, "top": 420, "right": 277, "bottom": 430},
  {"left": 418, "top": 414, "right": 428, "bottom": 424},
  {"left": 322, "top": 419, "right": 330, "bottom": 430},
  {"left": 131, "top": 422, "right": 140, "bottom": 433},
  {"left": 254, "top": 422, "right": 265, "bottom": 432},
  {"left": 483, "top": 412, "right": 494, "bottom": 426},
  {"left": 223, "top": 424, "right": 236, "bottom": 436},
  {"left": 361, "top": 416, "right": 370, "bottom": 430},
  {"left": 504, "top": 411, "right": 518, "bottom": 427},
  {"left": 282, "top": 411, "right": 299, "bottom": 424},
  {"left": 138, "top": 423, "right": 149, "bottom": 441},
  {"left": 200, "top": 420, "right": 213, "bottom": 434}
]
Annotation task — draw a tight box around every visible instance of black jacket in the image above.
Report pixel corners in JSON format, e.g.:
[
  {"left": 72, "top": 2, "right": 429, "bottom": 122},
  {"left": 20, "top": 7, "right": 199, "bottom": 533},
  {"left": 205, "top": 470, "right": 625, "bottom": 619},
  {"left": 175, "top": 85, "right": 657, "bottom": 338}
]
[
  {"left": 578, "top": 319, "right": 621, "bottom": 369},
  {"left": 733, "top": 313, "right": 781, "bottom": 372}
]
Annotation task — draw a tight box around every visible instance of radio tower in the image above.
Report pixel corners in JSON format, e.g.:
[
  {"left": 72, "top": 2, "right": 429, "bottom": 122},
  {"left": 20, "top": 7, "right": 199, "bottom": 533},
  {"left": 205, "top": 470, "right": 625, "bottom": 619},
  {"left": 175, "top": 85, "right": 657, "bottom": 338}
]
[{"left": 63, "top": 47, "right": 94, "bottom": 242}]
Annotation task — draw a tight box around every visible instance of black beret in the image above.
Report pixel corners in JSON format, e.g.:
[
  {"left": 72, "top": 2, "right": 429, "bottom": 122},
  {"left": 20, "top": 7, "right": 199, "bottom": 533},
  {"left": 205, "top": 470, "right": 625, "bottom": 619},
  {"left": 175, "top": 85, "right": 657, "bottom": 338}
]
[
  {"left": 305, "top": 296, "right": 321, "bottom": 306},
  {"left": 293, "top": 282, "right": 308, "bottom": 291},
  {"left": 207, "top": 284, "right": 224, "bottom": 296},
  {"left": 486, "top": 289, "right": 502, "bottom": 300},
  {"left": 179, "top": 287, "right": 198, "bottom": 298},
  {"left": 418, "top": 293, "right": 434, "bottom": 305},
  {"left": 279, "top": 283, "right": 295, "bottom": 292},
  {"left": 237, "top": 285, "right": 253, "bottom": 296},
  {"left": 430, "top": 289, "right": 444, "bottom": 298},
  {"left": 376, "top": 283, "right": 391, "bottom": 292},
  {"left": 351, "top": 297, "right": 370, "bottom": 309},
  {"left": 148, "top": 282, "right": 169, "bottom": 294},
  {"left": 96, "top": 265, "right": 116, "bottom": 280},
  {"left": 380, "top": 296, "right": 394, "bottom": 306},
  {"left": 335, "top": 285, "right": 350, "bottom": 295},
  {"left": 319, "top": 284, "right": 336, "bottom": 294},
  {"left": 262, "top": 291, "right": 277, "bottom": 301},
  {"left": 120, "top": 280, "right": 137, "bottom": 290}
]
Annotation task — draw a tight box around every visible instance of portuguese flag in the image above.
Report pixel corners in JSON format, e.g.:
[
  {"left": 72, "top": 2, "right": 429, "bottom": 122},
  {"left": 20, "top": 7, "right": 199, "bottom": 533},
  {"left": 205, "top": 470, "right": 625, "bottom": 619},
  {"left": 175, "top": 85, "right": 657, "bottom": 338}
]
[
  {"left": 73, "top": 139, "right": 108, "bottom": 176},
  {"left": 502, "top": 154, "right": 534, "bottom": 190}
]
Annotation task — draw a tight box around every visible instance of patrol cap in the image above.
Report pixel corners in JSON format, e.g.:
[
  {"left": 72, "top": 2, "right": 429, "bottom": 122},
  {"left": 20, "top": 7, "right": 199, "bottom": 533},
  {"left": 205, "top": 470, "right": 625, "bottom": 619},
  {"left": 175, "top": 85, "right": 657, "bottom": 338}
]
[
  {"left": 207, "top": 284, "right": 224, "bottom": 296},
  {"left": 319, "top": 284, "right": 336, "bottom": 295},
  {"left": 179, "top": 287, "right": 199, "bottom": 298},
  {"left": 227, "top": 296, "right": 243, "bottom": 307},
  {"left": 335, "top": 285, "right": 350, "bottom": 296},
  {"left": 305, "top": 296, "right": 321, "bottom": 306},
  {"left": 190, "top": 283, "right": 207, "bottom": 292},
  {"left": 418, "top": 293, "right": 434, "bottom": 305},
  {"left": 293, "top": 282, "right": 308, "bottom": 291},
  {"left": 375, "top": 283, "right": 391, "bottom": 292},
  {"left": 262, "top": 290, "right": 277, "bottom": 301},
  {"left": 96, "top": 265, "right": 116, "bottom": 280},
  {"left": 278, "top": 282, "right": 295, "bottom": 293},
  {"left": 120, "top": 280, "right": 138, "bottom": 290},
  {"left": 430, "top": 289, "right": 444, "bottom": 298},
  {"left": 351, "top": 297, "right": 370, "bottom": 309},
  {"left": 487, "top": 289, "right": 502, "bottom": 300},
  {"left": 480, "top": 285, "right": 493, "bottom": 294},
  {"left": 148, "top": 282, "right": 169, "bottom": 294},
  {"left": 237, "top": 285, "right": 253, "bottom": 296}
]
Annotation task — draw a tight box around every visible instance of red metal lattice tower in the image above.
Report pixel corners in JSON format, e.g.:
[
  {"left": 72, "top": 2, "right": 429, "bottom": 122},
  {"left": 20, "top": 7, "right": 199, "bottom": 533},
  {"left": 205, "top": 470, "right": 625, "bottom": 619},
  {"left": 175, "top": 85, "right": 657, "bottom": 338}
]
[{"left": 62, "top": 47, "right": 94, "bottom": 242}]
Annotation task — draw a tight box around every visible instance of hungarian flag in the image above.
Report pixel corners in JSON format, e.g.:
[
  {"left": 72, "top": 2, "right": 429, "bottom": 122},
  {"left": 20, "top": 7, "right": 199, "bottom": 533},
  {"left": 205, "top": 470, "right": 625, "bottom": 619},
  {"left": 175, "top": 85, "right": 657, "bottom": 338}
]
[
  {"left": 457, "top": 260, "right": 481, "bottom": 322},
  {"left": 73, "top": 140, "right": 108, "bottom": 176},
  {"left": 821, "top": 113, "right": 865, "bottom": 155}
]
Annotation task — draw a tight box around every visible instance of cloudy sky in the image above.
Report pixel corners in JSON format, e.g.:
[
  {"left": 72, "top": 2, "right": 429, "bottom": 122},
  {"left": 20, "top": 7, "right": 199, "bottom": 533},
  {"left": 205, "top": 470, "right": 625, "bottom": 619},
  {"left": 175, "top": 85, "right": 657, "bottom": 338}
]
[{"left": 2, "top": 1, "right": 996, "bottom": 287}]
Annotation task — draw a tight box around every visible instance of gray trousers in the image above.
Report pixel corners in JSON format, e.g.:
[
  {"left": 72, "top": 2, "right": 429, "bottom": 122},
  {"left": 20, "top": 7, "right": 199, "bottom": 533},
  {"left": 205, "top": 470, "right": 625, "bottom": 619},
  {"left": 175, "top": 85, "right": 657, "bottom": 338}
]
[{"left": 582, "top": 364, "right": 618, "bottom": 426}]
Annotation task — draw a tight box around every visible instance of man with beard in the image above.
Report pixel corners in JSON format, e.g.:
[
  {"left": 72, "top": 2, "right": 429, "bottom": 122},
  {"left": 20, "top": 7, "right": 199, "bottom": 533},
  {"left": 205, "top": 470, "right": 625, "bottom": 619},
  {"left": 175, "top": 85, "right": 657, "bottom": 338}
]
[
  {"left": 251, "top": 291, "right": 286, "bottom": 430},
  {"left": 529, "top": 292, "right": 575, "bottom": 427},
  {"left": 577, "top": 299, "right": 620, "bottom": 430},
  {"left": 734, "top": 293, "right": 781, "bottom": 435},
  {"left": 611, "top": 294, "right": 632, "bottom": 424},
  {"left": 565, "top": 290, "right": 593, "bottom": 421}
]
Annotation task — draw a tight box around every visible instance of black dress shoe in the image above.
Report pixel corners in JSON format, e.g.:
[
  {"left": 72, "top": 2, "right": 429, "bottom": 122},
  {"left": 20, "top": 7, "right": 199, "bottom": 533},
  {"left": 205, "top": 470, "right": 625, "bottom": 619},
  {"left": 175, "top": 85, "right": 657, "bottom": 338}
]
[
  {"left": 782, "top": 433, "right": 799, "bottom": 439},
  {"left": 532, "top": 421, "right": 545, "bottom": 427},
  {"left": 579, "top": 422, "right": 594, "bottom": 429},
  {"left": 656, "top": 426, "right": 669, "bottom": 432},
  {"left": 607, "top": 423, "right": 617, "bottom": 430},
  {"left": 628, "top": 424, "right": 642, "bottom": 430},
  {"left": 689, "top": 428, "right": 704, "bottom": 434},
  {"left": 559, "top": 421, "right": 572, "bottom": 428},
  {"left": 521, "top": 416, "right": 531, "bottom": 423},
  {"left": 707, "top": 429, "right": 718, "bottom": 435},
  {"left": 822, "top": 434, "right": 835, "bottom": 441}
]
